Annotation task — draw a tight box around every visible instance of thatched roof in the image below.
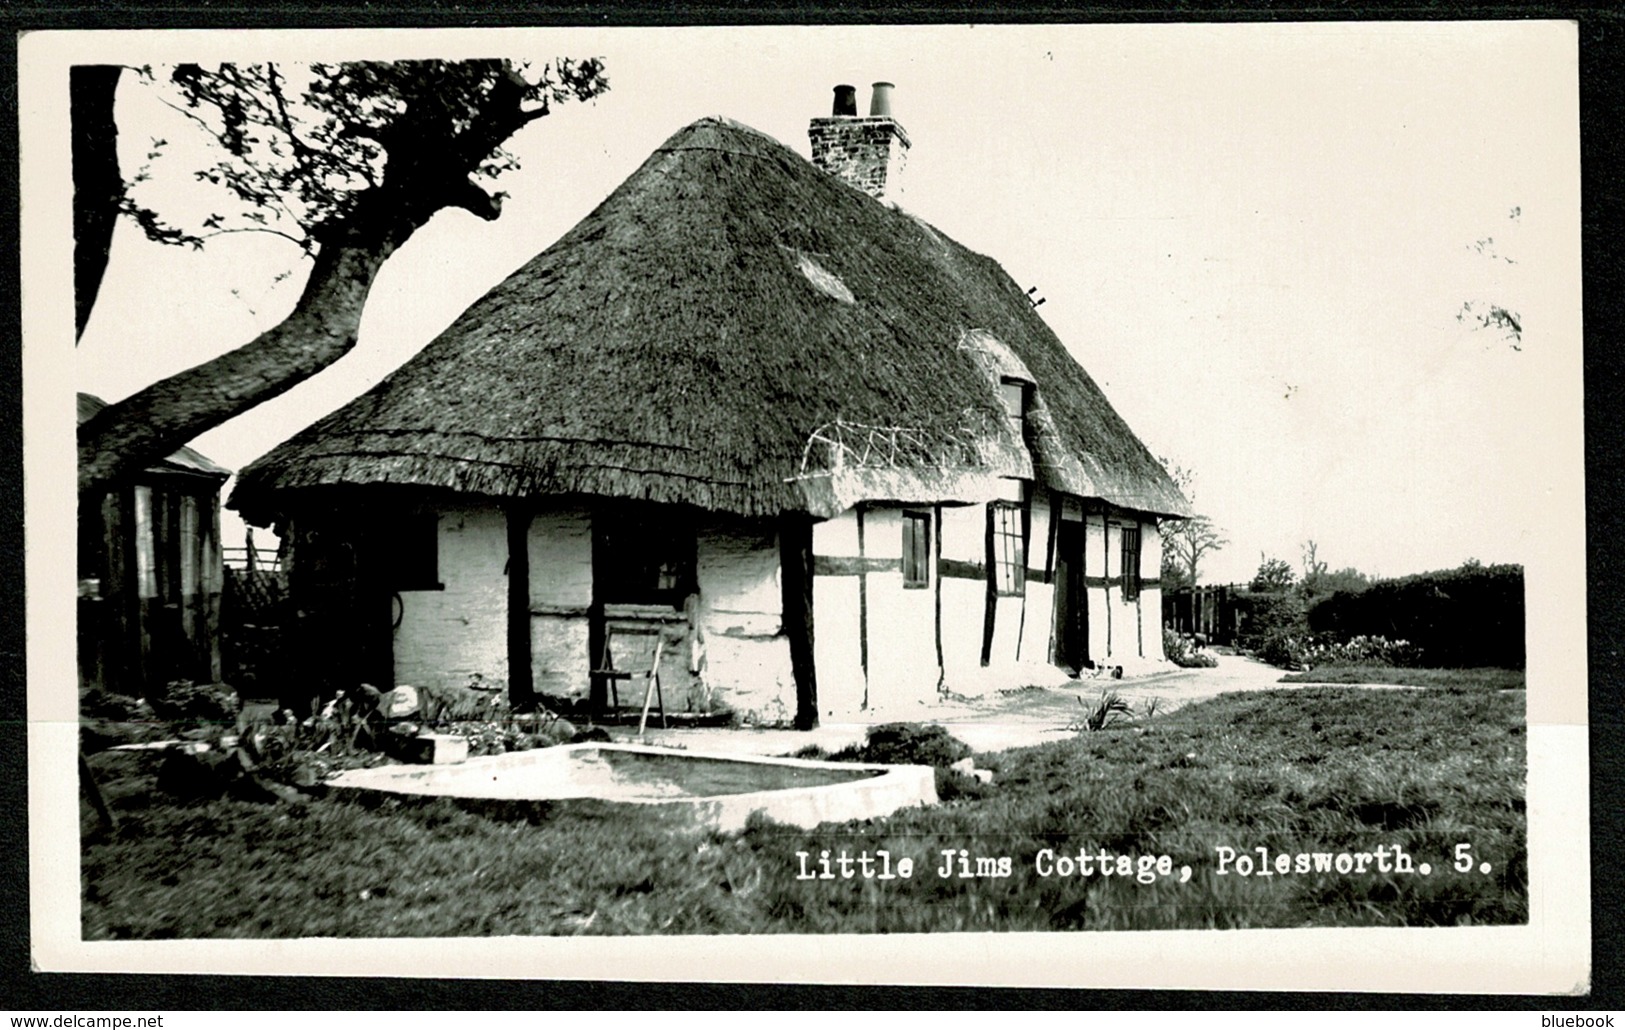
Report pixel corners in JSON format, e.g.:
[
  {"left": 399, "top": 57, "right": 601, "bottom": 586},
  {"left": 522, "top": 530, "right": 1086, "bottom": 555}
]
[
  {"left": 231, "top": 117, "right": 1190, "bottom": 523},
  {"left": 79, "top": 393, "right": 232, "bottom": 481}
]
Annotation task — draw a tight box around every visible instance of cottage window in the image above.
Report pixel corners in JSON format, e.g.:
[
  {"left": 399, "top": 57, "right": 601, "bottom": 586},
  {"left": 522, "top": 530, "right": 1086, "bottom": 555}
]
[
  {"left": 989, "top": 501, "right": 1025, "bottom": 596},
  {"left": 386, "top": 511, "right": 441, "bottom": 591},
  {"left": 902, "top": 510, "right": 931, "bottom": 588},
  {"left": 1121, "top": 525, "right": 1142, "bottom": 601},
  {"left": 596, "top": 507, "right": 696, "bottom": 608},
  {"left": 1000, "top": 378, "right": 1028, "bottom": 435}
]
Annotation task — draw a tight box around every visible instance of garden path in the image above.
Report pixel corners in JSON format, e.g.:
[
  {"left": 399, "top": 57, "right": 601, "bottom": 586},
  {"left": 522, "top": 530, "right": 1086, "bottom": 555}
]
[{"left": 629, "top": 650, "right": 1316, "bottom": 757}]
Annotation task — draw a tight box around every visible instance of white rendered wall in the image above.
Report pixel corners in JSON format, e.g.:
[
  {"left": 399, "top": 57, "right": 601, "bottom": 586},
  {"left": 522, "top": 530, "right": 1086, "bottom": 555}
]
[
  {"left": 1142, "top": 522, "right": 1165, "bottom": 661},
  {"left": 1086, "top": 512, "right": 1165, "bottom": 664},
  {"left": 393, "top": 504, "right": 508, "bottom": 691},
  {"left": 938, "top": 504, "right": 986, "bottom": 683},
  {"left": 1020, "top": 581, "right": 1056, "bottom": 665},
  {"left": 1018, "top": 495, "right": 1055, "bottom": 664},
  {"left": 388, "top": 495, "right": 1166, "bottom": 714},
  {"left": 861, "top": 507, "right": 939, "bottom": 712},
  {"left": 1106, "top": 516, "right": 1152, "bottom": 661},
  {"left": 812, "top": 510, "right": 866, "bottom": 718},
  {"left": 695, "top": 519, "right": 796, "bottom": 724},
  {"left": 528, "top": 506, "right": 593, "bottom": 699},
  {"left": 987, "top": 593, "right": 1023, "bottom": 666},
  {"left": 1086, "top": 514, "right": 1110, "bottom": 661}
]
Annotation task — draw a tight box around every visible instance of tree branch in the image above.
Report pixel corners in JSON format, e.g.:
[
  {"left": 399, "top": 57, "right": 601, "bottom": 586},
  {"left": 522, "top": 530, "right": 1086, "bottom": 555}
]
[
  {"left": 154, "top": 74, "right": 304, "bottom": 237},
  {"left": 78, "top": 234, "right": 396, "bottom": 493},
  {"left": 265, "top": 63, "right": 319, "bottom": 188},
  {"left": 198, "top": 225, "right": 313, "bottom": 249}
]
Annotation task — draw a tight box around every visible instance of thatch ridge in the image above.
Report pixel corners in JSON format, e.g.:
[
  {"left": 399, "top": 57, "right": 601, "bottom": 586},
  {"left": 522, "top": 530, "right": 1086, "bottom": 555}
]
[{"left": 232, "top": 116, "right": 1189, "bottom": 522}]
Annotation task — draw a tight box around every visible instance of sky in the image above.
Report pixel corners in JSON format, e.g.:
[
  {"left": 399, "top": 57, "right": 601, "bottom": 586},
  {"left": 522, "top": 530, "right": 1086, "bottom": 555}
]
[{"left": 63, "top": 22, "right": 1582, "bottom": 585}]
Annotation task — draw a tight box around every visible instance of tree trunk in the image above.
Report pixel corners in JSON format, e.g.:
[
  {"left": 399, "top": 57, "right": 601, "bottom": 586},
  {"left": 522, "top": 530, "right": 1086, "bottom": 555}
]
[
  {"left": 77, "top": 230, "right": 400, "bottom": 495},
  {"left": 72, "top": 65, "right": 123, "bottom": 341}
]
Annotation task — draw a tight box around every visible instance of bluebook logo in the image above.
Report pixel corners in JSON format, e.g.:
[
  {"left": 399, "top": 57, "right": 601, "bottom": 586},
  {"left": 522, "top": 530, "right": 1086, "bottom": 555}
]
[{"left": 1542, "top": 1018, "right": 1614, "bottom": 1027}]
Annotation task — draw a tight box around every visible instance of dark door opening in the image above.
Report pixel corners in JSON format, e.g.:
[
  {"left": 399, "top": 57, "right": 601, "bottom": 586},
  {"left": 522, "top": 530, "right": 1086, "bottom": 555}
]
[
  {"left": 289, "top": 516, "right": 393, "bottom": 708},
  {"left": 1053, "top": 519, "right": 1089, "bottom": 672}
]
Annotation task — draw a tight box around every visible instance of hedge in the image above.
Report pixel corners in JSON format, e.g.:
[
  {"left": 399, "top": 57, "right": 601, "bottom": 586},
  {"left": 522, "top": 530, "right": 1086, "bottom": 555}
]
[
  {"left": 1230, "top": 591, "right": 1306, "bottom": 650},
  {"left": 1306, "top": 563, "right": 1524, "bottom": 669}
]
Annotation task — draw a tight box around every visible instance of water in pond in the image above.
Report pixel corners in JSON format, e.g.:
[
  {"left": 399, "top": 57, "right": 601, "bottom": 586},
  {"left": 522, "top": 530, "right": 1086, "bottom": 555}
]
[
  {"left": 340, "top": 745, "right": 884, "bottom": 803},
  {"left": 580, "top": 749, "right": 882, "bottom": 799}
]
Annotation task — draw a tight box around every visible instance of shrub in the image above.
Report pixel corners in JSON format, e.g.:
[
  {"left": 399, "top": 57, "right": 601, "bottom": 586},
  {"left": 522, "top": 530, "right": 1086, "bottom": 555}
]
[
  {"left": 149, "top": 680, "right": 240, "bottom": 728},
  {"left": 821, "top": 723, "right": 989, "bottom": 802},
  {"left": 835, "top": 722, "right": 972, "bottom": 769},
  {"left": 1255, "top": 630, "right": 1304, "bottom": 670},
  {"left": 1163, "top": 628, "right": 1218, "bottom": 669},
  {"left": 1232, "top": 591, "right": 1307, "bottom": 651},
  {"left": 1254, "top": 631, "right": 1424, "bottom": 671}
]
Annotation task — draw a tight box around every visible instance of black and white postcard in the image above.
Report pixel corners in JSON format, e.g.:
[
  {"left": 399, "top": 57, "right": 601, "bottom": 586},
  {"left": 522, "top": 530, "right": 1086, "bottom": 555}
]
[{"left": 23, "top": 22, "right": 1590, "bottom": 992}]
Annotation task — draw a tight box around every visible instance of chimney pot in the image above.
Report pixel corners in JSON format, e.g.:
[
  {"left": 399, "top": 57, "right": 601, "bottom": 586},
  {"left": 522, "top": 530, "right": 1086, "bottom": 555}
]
[
  {"left": 869, "top": 81, "right": 895, "bottom": 118},
  {"left": 810, "top": 79, "right": 910, "bottom": 202}
]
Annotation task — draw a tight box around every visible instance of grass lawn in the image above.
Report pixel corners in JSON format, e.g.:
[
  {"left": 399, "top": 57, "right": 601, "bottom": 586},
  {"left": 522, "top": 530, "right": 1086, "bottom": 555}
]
[
  {"left": 81, "top": 684, "right": 1526, "bottom": 938},
  {"left": 1278, "top": 666, "right": 1525, "bottom": 690}
]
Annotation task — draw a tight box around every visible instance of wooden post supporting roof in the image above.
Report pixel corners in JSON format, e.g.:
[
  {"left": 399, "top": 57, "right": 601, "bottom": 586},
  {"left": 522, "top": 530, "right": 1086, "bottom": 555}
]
[
  {"left": 779, "top": 514, "right": 818, "bottom": 730},
  {"left": 506, "top": 504, "right": 535, "bottom": 709}
]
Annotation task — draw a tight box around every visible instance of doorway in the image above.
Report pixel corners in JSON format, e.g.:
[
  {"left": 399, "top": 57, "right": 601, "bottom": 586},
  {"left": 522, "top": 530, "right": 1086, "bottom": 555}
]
[{"left": 1053, "top": 519, "right": 1089, "bottom": 672}]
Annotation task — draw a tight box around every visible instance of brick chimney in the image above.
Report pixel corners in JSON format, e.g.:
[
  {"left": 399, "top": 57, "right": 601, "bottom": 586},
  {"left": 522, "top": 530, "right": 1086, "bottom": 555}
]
[{"left": 808, "top": 81, "right": 910, "bottom": 202}]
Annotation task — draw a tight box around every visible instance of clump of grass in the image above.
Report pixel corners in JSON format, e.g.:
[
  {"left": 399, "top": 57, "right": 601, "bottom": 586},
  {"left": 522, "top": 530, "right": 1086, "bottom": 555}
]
[
  {"left": 995, "top": 684, "right": 1049, "bottom": 696},
  {"left": 790, "top": 722, "right": 974, "bottom": 772},
  {"left": 1071, "top": 689, "right": 1132, "bottom": 732}
]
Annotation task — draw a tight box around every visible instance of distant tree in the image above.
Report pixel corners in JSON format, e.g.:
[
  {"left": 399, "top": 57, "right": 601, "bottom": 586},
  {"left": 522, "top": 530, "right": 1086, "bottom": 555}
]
[
  {"left": 1456, "top": 205, "right": 1523, "bottom": 350},
  {"left": 1296, "top": 539, "right": 1373, "bottom": 600},
  {"left": 1300, "top": 539, "right": 1329, "bottom": 592},
  {"left": 1167, "top": 517, "right": 1229, "bottom": 588},
  {"left": 76, "top": 58, "right": 610, "bottom": 497},
  {"left": 1250, "top": 553, "right": 1296, "bottom": 592},
  {"left": 1157, "top": 459, "right": 1228, "bottom": 589},
  {"left": 1160, "top": 547, "right": 1191, "bottom": 591},
  {"left": 1313, "top": 566, "right": 1374, "bottom": 596},
  {"left": 1158, "top": 460, "right": 1194, "bottom": 589}
]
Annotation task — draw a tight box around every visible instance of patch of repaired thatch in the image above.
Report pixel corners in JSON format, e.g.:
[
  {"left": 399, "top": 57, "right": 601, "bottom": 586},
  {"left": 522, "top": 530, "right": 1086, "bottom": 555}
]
[
  {"left": 789, "top": 416, "right": 1029, "bottom": 518},
  {"left": 232, "top": 116, "right": 1190, "bottom": 523}
]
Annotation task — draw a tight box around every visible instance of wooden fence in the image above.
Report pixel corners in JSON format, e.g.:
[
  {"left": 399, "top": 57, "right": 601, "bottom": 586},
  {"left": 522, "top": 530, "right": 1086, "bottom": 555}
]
[
  {"left": 223, "top": 530, "right": 281, "bottom": 572},
  {"left": 220, "top": 566, "right": 290, "bottom": 700},
  {"left": 1162, "top": 584, "right": 1243, "bottom": 645}
]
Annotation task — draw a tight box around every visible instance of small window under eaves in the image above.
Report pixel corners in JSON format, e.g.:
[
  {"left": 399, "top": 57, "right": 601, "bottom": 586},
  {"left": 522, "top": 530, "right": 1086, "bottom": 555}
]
[{"left": 1000, "top": 378, "right": 1030, "bottom": 436}]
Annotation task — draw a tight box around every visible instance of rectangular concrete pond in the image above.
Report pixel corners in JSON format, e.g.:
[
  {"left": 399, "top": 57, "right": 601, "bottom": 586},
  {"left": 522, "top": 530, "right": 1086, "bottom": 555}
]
[{"left": 326, "top": 742, "right": 938, "bottom": 832}]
